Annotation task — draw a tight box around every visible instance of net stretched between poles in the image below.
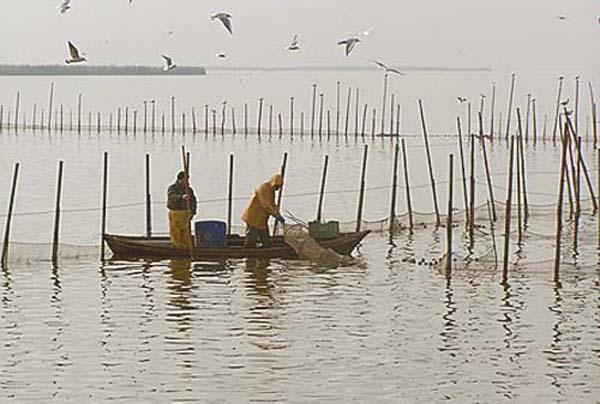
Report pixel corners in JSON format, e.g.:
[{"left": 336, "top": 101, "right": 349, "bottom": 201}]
[{"left": 283, "top": 224, "right": 354, "bottom": 266}]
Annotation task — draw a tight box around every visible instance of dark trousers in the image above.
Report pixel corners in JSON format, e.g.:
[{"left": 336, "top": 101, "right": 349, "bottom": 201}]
[{"left": 244, "top": 226, "right": 272, "bottom": 248}]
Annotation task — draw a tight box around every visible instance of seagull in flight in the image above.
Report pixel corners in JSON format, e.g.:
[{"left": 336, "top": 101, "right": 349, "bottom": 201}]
[
  {"left": 211, "top": 13, "right": 233, "bottom": 35},
  {"left": 287, "top": 35, "right": 300, "bottom": 51},
  {"left": 58, "top": 0, "right": 71, "bottom": 14},
  {"left": 362, "top": 26, "right": 374, "bottom": 36},
  {"left": 557, "top": 15, "right": 567, "bottom": 20},
  {"left": 65, "top": 41, "right": 86, "bottom": 64},
  {"left": 457, "top": 97, "right": 467, "bottom": 103},
  {"left": 560, "top": 98, "right": 570, "bottom": 106},
  {"left": 216, "top": 53, "right": 227, "bottom": 59},
  {"left": 162, "top": 55, "right": 177, "bottom": 72},
  {"left": 338, "top": 37, "right": 361, "bottom": 56},
  {"left": 373, "top": 60, "right": 405, "bottom": 76}
]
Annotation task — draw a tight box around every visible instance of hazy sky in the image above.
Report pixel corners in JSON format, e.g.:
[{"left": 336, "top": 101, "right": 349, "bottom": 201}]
[{"left": 2, "top": 0, "right": 599, "bottom": 69}]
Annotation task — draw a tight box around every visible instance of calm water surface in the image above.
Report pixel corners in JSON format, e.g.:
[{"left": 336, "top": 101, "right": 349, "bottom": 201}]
[{"left": 1, "top": 71, "right": 599, "bottom": 403}]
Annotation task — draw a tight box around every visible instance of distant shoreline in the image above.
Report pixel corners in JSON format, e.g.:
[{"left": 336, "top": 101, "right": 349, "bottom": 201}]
[{"left": 0, "top": 65, "right": 206, "bottom": 76}]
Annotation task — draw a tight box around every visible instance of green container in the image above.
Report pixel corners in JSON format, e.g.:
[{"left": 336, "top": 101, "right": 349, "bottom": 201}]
[{"left": 308, "top": 221, "right": 340, "bottom": 239}]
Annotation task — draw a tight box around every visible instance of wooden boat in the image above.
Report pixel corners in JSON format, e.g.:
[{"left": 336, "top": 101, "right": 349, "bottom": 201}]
[{"left": 104, "top": 231, "right": 370, "bottom": 260}]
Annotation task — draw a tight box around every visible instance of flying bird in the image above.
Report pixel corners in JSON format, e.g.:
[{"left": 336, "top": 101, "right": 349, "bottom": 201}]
[
  {"left": 287, "top": 35, "right": 300, "bottom": 51},
  {"left": 65, "top": 41, "right": 86, "bottom": 64},
  {"left": 58, "top": 0, "right": 71, "bottom": 14},
  {"left": 373, "top": 60, "right": 405, "bottom": 76},
  {"left": 362, "top": 26, "right": 374, "bottom": 36},
  {"left": 457, "top": 97, "right": 467, "bottom": 103},
  {"left": 338, "top": 37, "right": 361, "bottom": 56},
  {"left": 162, "top": 55, "right": 177, "bottom": 72},
  {"left": 560, "top": 98, "right": 570, "bottom": 106},
  {"left": 211, "top": 13, "right": 233, "bottom": 35},
  {"left": 557, "top": 15, "right": 567, "bottom": 20},
  {"left": 216, "top": 53, "right": 227, "bottom": 59}
]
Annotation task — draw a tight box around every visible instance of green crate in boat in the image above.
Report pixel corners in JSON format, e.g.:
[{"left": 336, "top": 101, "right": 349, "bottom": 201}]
[{"left": 308, "top": 221, "right": 340, "bottom": 239}]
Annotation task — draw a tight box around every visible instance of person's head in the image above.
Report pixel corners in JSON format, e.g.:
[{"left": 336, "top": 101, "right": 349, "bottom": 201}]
[
  {"left": 268, "top": 173, "right": 284, "bottom": 191},
  {"left": 177, "top": 171, "right": 189, "bottom": 186}
]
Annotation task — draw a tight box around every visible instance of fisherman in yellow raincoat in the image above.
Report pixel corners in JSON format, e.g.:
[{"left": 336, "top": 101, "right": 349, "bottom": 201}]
[
  {"left": 167, "top": 171, "right": 197, "bottom": 249},
  {"left": 241, "top": 174, "right": 285, "bottom": 248}
]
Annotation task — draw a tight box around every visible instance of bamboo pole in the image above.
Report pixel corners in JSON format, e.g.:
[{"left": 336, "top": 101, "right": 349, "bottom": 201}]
[
  {"left": 180, "top": 146, "right": 193, "bottom": 259},
  {"left": 381, "top": 73, "right": 388, "bottom": 135},
  {"left": 290, "top": 97, "right": 294, "bottom": 137},
  {"left": 227, "top": 154, "right": 234, "bottom": 235},
  {"left": 318, "top": 93, "right": 324, "bottom": 138},
  {"left": 316, "top": 155, "right": 329, "bottom": 222},
  {"left": 143, "top": 100, "right": 147, "bottom": 133},
  {"left": 371, "top": 108, "right": 376, "bottom": 139},
  {"left": 574, "top": 75, "right": 580, "bottom": 134},
  {"left": 479, "top": 112, "right": 497, "bottom": 221},
  {"left": 100, "top": 152, "right": 108, "bottom": 261},
  {"left": 525, "top": 93, "right": 531, "bottom": 141},
  {"left": 445, "top": 154, "right": 454, "bottom": 274},
  {"left": 220, "top": 103, "right": 226, "bottom": 137},
  {"left": 344, "top": 86, "right": 351, "bottom": 138},
  {"left": 469, "top": 129, "right": 476, "bottom": 249},
  {"left": 389, "top": 93, "right": 395, "bottom": 136},
  {"left": 14, "top": 91, "right": 20, "bottom": 133},
  {"left": 418, "top": 99, "right": 441, "bottom": 226},
  {"left": 231, "top": 107, "right": 236, "bottom": 135},
  {"left": 212, "top": 109, "right": 217, "bottom": 136},
  {"left": 32, "top": 104, "right": 37, "bottom": 131},
  {"left": 181, "top": 113, "right": 185, "bottom": 136},
  {"left": 327, "top": 110, "right": 331, "bottom": 140},
  {"left": 124, "top": 107, "right": 129, "bottom": 134},
  {"left": 589, "top": 82, "right": 597, "bottom": 147},
  {"left": 457, "top": 117, "right": 470, "bottom": 226},
  {"left": 574, "top": 136, "right": 581, "bottom": 251},
  {"left": 552, "top": 77, "right": 564, "bottom": 142},
  {"left": 502, "top": 136, "right": 515, "bottom": 285},
  {"left": 161, "top": 111, "right": 165, "bottom": 135},
  {"left": 0, "top": 105, "right": 3, "bottom": 131},
  {"left": 505, "top": 73, "right": 516, "bottom": 141},
  {"left": 516, "top": 123, "right": 523, "bottom": 245},
  {"left": 192, "top": 107, "right": 197, "bottom": 135},
  {"left": 51, "top": 160, "right": 64, "bottom": 265},
  {"left": 300, "top": 112, "right": 304, "bottom": 136},
  {"left": 117, "top": 107, "right": 121, "bottom": 133},
  {"left": 354, "top": 88, "right": 360, "bottom": 137},
  {"left": 97, "top": 112, "right": 101, "bottom": 134},
  {"left": 395, "top": 104, "right": 401, "bottom": 137},
  {"left": 145, "top": 154, "right": 152, "bottom": 237},
  {"left": 311, "top": 84, "right": 317, "bottom": 137},
  {"left": 133, "top": 110, "right": 138, "bottom": 134},
  {"left": 553, "top": 124, "right": 568, "bottom": 282},
  {"left": 532, "top": 98, "right": 538, "bottom": 144},
  {"left": 516, "top": 108, "right": 529, "bottom": 222},
  {"left": 244, "top": 102, "right": 248, "bottom": 136},
  {"left": 268, "top": 104, "right": 273, "bottom": 136},
  {"left": 278, "top": 113, "right": 283, "bottom": 138},
  {"left": 48, "top": 82, "right": 54, "bottom": 132},
  {"left": 170, "top": 96, "right": 175, "bottom": 134},
  {"left": 60, "top": 104, "right": 63, "bottom": 133},
  {"left": 389, "top": 142, "right": 399, "bottom": 232},
  {"left": 1, "top": 163, "right": 19, "bottom": 267},
  {"left": 401, "top": 139, "right": 413, "bottom": 231},
  {"left": 151, "top": 100, "right": 156, "bottom": 134},
  {"left": 257, "top": 98, "right": 263, "bottom": 136},
  {"left": 273, "top": 152, "right": 288, "bottom": 236},
  {"left": 361, "top": 103, "right": 368, "bottom": 137},
  {"left": 77, "top": 94, "right": 82, "bottom": 134},
  {"left": 336, "top": 80, "right": 341, "bottom": 135},
  {"left": 467, "top": 102, "right": 471, "bottom": 137},
  {"left": 204, "top": 104, "right": 209, "bottom": 135},
  {"left": 490, "top": 82, "right": 496, "bottom": 139},
  {"left": 355, "top": 145, "right": 368, "bottom": 232}
]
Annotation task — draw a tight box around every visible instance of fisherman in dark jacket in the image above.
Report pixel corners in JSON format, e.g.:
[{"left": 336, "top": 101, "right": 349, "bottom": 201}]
[{"left": 167, "top": 171, "right": 197, "bottom": 249}]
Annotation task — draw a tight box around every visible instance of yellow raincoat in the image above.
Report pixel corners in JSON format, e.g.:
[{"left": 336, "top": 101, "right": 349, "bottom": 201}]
[{"left": 241, "top": 174, "right": 283, "bottom": 230}]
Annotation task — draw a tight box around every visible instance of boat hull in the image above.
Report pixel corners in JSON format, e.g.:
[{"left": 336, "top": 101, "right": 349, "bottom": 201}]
[{"left": 104, "top": 231, "right": 370, "bottom": 260}]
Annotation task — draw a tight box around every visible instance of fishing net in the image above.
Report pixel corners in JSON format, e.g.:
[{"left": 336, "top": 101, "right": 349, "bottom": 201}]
[
  {"left": 283, "top": 224, "right": 354, "bottom": 266},
  {"left": 0, "top": 242, "right": 99, "bottom": 265}
]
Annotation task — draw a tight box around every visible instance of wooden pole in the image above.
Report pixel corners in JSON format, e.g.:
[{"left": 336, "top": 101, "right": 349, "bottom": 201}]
[
  {"left": 60, "top": 104, "right": 63, "bottom": 133},
  {"left": 502, "top": 136, "right": 515, "bottom": 285},
  {"left": 574, "top": 75, "right": 580, "bottom": 135},
  {"left": 401, "top": 139, "right": 413, "bottom": 231},
  {"left": 180, "top": 146, "right": 193, "bottom": 259},
  {"left": 143, "top": 100, "right": 147, "bottom": 133},
  {"left": 182, "top": 113, "right": 186, "bottom": 136},
  {"left": 192, "top": 107, "right": 197, "bottom": 135},
  {"left": 145, "top": 154, "right": 152, "bottom": 237},
  {"left": 389, "top": 142, "right": 399, "bottom": 232},
  {"left": 48, "top": 82, "right": 54, "bottom": 132},
  {"left": 125, "top": 107, "right": 129, "bottom": 134},
  {"left": 552, "top": 77, "right": 564, "bottom": 142},
  {"left": 532, "top": 98, "right": 538, "bottom": 144},
  {"left": 418, "top": 99, "right": 441, "bottom": 226},
  {"left": 389, "top": 93, "right": 395, "bottom": 136},
  {"left": 395, "top": 104, "right": 401, "bottom": 137},
  {"left": 371, "top": 108, "right": 376, "bottom": 139},
  {"left": 220, "top": 103, "right": 226, "bottom": 137},
  {"left": 97, "top": 112, "right": 101, "bottom": 134},
  {"left": 273, "top": 152, "right": 288, "bottom": 236},
  {"left": 553, "top": 124, "right": 568, "bottom": 282},
  {"left": 525, "top": 93, "right": 531, "bottom": 141},
  {"left": 204, "top": 104, "right": 209, "bottom": 135},
  {"left": 574, "top": 136, "right": 582, "bottom": 251},
  {"left": 231, "top": 107, "right": 237, "bottom": 135},
  {"left": 479, "top": 113, "right": 497, "bottom": 221},
  {"left": 268, "top": 104, "right": 273, "bottom": 136},
  {"left": 133, "top": 110, "right": 137, "bottom": 134},
  {"left": 161, "top": 111, "right": 165, "bottom": 135},
  {"left": 0, "top": 105, "right": 3, "bottom": 132},
  {"left": 300, "top": 112, "right": 304, "bottom": 136},
  {"left": 381, "top": 73, "right": 388, "bottom": 135},
  {"left": 589, "top": 82, "right": 597, "bottom": 147},
  {"left": 505, "top": 73, "right": 516, "bottom": 141},
  {"left": 100, "top": 152, "right": 108, "bottom": 261},
  {"left": 244, "top": 102, "right": 248, "bottom": 136},
  {"left": 445, "top": 154, "right": 454, "bottom": 274},
  {"left": 516, "top": 119, "right": 523, "bottom": 245},
  {"left": 355, "top": 145, "right": 369, "bottom": 232},
  {"left": 117, "top": 107, "right": 121, "bottom": 133},
  {"left": 51, "top": 160, "right": 64, "bottom": 265},
  {"left": 344, "top": 86, "right": 351, "bottom": 138},
  {"left": 212, "top": 109, "right": 217, "bottom": 136},
  {"left": 327, "top": 110, "right": 331, "bottom": 140},
  {"left": 32, "top": 104, "right": 37, "bottom": 131},
  {"left": 316, "top": 155, "right": 329, "bottom": 222},
  {"left": 1, "top": 163, "right": 19, "bottom": 267},
  {"left": 257, "top": 98, "right": 263, "bottom": 136},
  {"left": 457, "top": 117, "right": 470, "bottom": 226},
  {"left": 227, "top": 154, "right": 234, "bottom": 235},
  {"left": 151, "top": 100, "right": 156, "bottom": 134},
  {"left": 311, "top": 84, "right": 317, "bottom": 137},
  {"left": 278, "top": 113, "right": 283, "bottom": 138},
  {"left": 361, "top": 103, "right": 368, "bottom": 137}
]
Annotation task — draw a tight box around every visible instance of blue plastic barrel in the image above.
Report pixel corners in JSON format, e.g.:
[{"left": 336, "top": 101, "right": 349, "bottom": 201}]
[{"left": 194, "top": 220, "right": 227, "bottom": 248}]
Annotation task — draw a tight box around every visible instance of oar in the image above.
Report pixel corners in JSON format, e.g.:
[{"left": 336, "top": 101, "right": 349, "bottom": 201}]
[{"left": 181, "top": 145, "right": 194, "bottom": 259}]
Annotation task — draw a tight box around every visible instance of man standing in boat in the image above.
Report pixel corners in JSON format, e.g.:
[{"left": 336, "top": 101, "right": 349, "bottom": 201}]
[
  {"left": 167, "top": 171, "right": 197, "bottom": 249},
  {"left": 242, "top": 174, "right": 286, "bottom": 248}
]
